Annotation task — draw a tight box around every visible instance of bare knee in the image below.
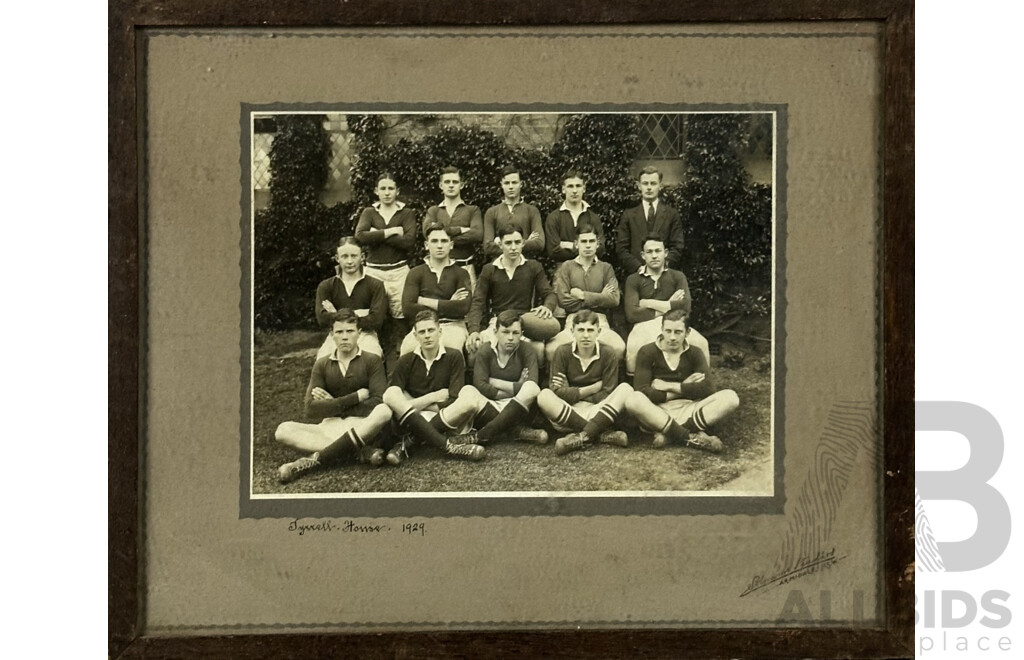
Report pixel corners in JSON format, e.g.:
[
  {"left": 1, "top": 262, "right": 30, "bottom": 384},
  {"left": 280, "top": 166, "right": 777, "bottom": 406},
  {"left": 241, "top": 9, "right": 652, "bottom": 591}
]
[
  {"left": 383, "top": 386, "right": 405, "bottom": 410},
  {"left": 518, "top": 380, "right": 541, "bottom": 401},
  {"left": 274, "top": 421, "right": 296, "bottom": 442},
  {"left": 537, "top": 388, "right": 558, "bottom": 410},
  {"left": 721, "top": 389, "right": 740, "bottom": 411},
  {"left": 626, "top": 390, "right": 651, "bottom": 411},
  {"left": 613, "top": 382, "right": 634, "bottom": 397},
  {"left": 370, "top": 403, "right": 392, "bottom": 422}
]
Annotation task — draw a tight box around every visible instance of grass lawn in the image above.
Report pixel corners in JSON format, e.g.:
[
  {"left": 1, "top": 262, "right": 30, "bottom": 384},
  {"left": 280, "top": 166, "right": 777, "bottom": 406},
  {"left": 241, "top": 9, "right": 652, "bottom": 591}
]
[{"left": 251, "top": 330, "right": 773, "bottom": 495}]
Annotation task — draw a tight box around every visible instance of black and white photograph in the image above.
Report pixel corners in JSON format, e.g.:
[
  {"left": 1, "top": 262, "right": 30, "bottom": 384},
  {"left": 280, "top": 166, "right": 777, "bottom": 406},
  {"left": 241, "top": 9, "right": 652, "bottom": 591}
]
[{"left": 246, "top": 110, "right": 780, "bottom": 504}]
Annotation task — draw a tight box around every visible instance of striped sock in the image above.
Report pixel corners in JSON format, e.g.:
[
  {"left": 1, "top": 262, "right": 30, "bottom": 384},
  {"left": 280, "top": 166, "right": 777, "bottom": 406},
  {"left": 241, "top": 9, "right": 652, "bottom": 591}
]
[
  {"left": 318, "top": 428, "right": 363, "bottom": 464},
  {"left": 554, "top": 404, "right": 588, "bottom": 432},
  {"left": 683, "top": 407, "right": 709, "bottom": 433},
  {"left": 661, "top": 419, "right": 690, "bottom": 444},
  {"left": 582, "top": 404, "right": 618, "bottom": 437}
]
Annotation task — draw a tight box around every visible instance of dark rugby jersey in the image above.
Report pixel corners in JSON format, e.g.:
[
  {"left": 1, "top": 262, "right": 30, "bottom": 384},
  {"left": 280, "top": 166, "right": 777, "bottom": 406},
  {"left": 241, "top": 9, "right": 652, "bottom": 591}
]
[
  {"left": 389, "top": 345, "right": 465, "bottom": 408},
  {"left": 401, "top": 260, "right": 472, "bottom": 321},
  {"left": 623, "top": 268, "right": 692, "bottom": 324},
  {"left": 354, "top": 203, "right": 418, "bottom": 266},
  {"left": 314, "top": 274, "right": 387, "bottom": 332},
  {"left": 633, "top": 341, "right": 714, "bottom": 404},
  {"left": 548, "top": 342, "right": 618, "bottom": 405},
  {"left": 544, "top": 203, "right": 605, "bottom": 262},
  {"left": 483, "top": 201, "right": 545, "bottom": 259},
  {"left": 423, "top": 202, "right": 483, "bottom": 264},
  {"left": 466, "top": 257, "right": 557, "bottom": 332},
  {"left": 303, "top": 350, "right": 386, "bottom": 419},
  {"left": 472, "top": 342, "right": 539, "bottom": 400}
]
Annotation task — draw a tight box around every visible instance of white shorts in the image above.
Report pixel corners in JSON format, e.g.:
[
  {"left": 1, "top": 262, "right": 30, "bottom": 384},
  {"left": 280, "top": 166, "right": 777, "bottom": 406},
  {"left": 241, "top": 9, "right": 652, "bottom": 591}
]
[
  {"left": 637, "top": 398, "right": 702, "bottom": 431},
  {"left": 313, "top": 416, "right": 359, "bottom": 436},
  {"left": 364, "top": 264, "right": 410, "bottom": 319},
  {"left": 419, "top": 408, "right": 474, "bottom": 435}
]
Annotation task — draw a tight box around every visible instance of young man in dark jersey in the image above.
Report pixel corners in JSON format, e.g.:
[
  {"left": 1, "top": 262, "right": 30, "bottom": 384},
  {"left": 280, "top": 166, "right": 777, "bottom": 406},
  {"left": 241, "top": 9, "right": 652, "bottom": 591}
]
[
  {"left": 483, "top": 165, "right": 545, "bottom": 260},
  {"left": 398, "top": 222, "right": 472, "bottom": 354},
  {"left": 437, "top": 310, "right": 548, "bottom": 446},
  {"left": 625, "top": 309, "right": 739, "bottom": 452},
  {"left": 422, "top": 166, "right": 483, "bottom": 288},
  {"left": 623, "top": 235, "right": 710, "bottom": 374},
  {"left": 536, "top": 309, "right": 633, "bottom": 455},
  {"left": 466, "top": 225, "right": 560, "bottom": 366},
  {"left": 275, "top": 310, "right": 393, "bottom": 483},
  {"left": 382, "top": 309, "right": 486, "bottom": 464},
  {"left": 314, "top": 237, "right": 387, "bottom": 360}
]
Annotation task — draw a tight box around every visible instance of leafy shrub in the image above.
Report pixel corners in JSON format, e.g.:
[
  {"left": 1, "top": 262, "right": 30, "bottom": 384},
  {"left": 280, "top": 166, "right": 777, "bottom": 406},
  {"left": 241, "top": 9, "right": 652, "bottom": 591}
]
[
  {"left": 662, "top": 115, "right": 772, "bottom": 332},
  {"left": 254, "top": 116, "right": 357, "bottom": 329}
]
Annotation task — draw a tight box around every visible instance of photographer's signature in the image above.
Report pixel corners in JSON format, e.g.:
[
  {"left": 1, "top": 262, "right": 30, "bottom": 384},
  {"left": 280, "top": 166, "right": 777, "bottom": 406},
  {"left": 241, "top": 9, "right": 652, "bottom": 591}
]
[{"left": 740, "top": 548, "right": 845, "bottom": 597}]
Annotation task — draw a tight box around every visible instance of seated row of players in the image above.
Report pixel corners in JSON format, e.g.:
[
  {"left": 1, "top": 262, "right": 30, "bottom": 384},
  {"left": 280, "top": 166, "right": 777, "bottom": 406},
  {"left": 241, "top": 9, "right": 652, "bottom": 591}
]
[
  {"left": 275, "top": 308, "right": 739, "bottom": 483},
  {"left": 315, "top": 221, "right": 710, "bottom": 371}
]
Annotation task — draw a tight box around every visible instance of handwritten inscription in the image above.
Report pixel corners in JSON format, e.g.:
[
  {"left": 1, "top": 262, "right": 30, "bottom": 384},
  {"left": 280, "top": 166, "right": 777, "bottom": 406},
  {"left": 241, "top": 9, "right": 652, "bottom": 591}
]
[
  {"left": 740, "top": 548, "right": 844, "bottom": 597},
  {"left": 287, "top": 519, "right": 427, "bottom": 537}
]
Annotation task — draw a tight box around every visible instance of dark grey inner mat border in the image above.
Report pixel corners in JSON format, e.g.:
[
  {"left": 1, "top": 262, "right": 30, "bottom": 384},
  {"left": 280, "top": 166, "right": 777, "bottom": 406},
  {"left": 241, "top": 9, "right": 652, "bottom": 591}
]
[{"left": 238, "top": 102, "right": 789, "bottom": 519}]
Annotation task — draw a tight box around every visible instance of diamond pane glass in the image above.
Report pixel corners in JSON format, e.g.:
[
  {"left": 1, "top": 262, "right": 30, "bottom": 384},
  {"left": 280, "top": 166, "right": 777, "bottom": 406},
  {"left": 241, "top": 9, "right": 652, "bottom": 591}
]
[{"left": 637, "top": 114, "right": 684, "bottom": 159}]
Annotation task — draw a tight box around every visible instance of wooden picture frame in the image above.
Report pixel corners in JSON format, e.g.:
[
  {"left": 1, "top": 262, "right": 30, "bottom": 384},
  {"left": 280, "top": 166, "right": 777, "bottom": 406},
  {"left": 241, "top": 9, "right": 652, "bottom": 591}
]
[{"left": 109, "top": 1, "right": 913, "bottom": 657}]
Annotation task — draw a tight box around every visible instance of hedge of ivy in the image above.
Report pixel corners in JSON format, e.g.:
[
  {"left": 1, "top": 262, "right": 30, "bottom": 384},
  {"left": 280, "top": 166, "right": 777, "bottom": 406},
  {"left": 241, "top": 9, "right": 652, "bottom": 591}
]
[
  {"left": 254, "top": 115, "right": 358, "bottom": 329},
  {"left": 255, "top": 113, "right": 772, "bottom": 339}
]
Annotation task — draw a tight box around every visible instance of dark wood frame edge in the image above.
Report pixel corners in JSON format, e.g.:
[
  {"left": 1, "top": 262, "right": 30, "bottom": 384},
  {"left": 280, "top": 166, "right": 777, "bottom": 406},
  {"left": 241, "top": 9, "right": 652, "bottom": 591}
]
[{"left": 108, "top": 1, "right": 913, "bottom": 657}]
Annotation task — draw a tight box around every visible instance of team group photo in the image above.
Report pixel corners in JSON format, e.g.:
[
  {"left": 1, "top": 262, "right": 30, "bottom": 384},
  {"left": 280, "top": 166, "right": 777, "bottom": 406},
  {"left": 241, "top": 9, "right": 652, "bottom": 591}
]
[{"left": 249, "top": 112, "right": 778, "bottom": 495}]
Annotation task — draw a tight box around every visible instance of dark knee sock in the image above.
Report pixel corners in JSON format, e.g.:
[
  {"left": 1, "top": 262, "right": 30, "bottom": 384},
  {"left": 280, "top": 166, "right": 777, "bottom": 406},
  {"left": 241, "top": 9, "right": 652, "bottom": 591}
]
[
  {"left": 430, "top": 414, "right": 451, "bottom": 434},
  {"left": 318, "top": 428, "right": 362, "bottom": 464},
  {"left": 688, "top": 407, "right": 710, "bottom": 432},
  {"left": 474, "top": 404, "right": 499, "bottom": 430},
  {"left": 555, "top": 405, "right": 588, "bottom": 432},
  {"left": 399, "top": 410, "right": 447, "bottom": 449},
  {"left": 582, "top": 404, "right": 617, "bottom": 438},
  {"left": 477, "top": 400, "right": 529, "bottom": 442},
  {"left": 662, "top": 419, "right": 691, "bottom": 443}
]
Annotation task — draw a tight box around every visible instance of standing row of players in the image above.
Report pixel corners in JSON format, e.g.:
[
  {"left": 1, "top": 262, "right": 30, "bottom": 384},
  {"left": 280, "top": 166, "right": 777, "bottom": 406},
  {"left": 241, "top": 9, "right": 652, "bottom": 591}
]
[{"left": 272, "top": 165, "right": 740, "bottom": 483}]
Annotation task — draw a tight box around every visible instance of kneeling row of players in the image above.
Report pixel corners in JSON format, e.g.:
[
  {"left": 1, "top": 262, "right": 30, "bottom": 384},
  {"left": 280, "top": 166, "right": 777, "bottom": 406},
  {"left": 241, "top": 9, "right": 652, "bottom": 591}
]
[{"left": 273, "top": 307, "right": 739, "bottom": 484}]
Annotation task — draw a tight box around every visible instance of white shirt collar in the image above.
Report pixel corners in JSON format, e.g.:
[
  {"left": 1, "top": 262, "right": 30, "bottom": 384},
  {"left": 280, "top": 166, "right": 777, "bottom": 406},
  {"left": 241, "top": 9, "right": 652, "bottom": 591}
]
[
  {"left": 493, "top": 342, "right": 521, "bottom": 369},
  {"left": 424, "top": 257, "right": 455, "bottom": 276},
  {"left": 330, "top": 346, "right": 363, "bottom": 361},
  {"left": 573, "top": 254, "right": 600, "bottom": 268},
  {"left": 494, "top": 254, "right": 526, "bottom": 277},
  {"left": 336, "top": 271, "right": 366, "bottom": 294},
  {"left": 438, "top": 198, "right": 465, "bottom": 209},
  {"left": 570, "top": 340, "right": 602, "bottom": 370},
  {"left": 413, "top": 343, "right": 447, "bottom": 369},
  {"left": 330, "top": 346, "right": 364, "bottom": 375},
  {"left": 372, "top": 200, "right": 406, "bottom": 210},
  {"left": 639, "top": 266, "right": 665, "bottom": 279},
  {"left": 559, "top": 200, "right": 591, "bottom": 212}
]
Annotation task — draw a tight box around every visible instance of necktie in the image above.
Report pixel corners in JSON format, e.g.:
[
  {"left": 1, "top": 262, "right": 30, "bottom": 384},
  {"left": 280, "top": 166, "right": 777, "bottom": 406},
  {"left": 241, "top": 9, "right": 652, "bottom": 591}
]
[{"left": 646, "top": 202, "right": 654, "bottom": 222}]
